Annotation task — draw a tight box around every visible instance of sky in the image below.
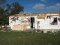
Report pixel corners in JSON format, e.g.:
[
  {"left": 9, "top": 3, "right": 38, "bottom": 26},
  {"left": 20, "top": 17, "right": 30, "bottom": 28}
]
[{"left": 5, "top": 0, "right": 60, "bottom": 13}]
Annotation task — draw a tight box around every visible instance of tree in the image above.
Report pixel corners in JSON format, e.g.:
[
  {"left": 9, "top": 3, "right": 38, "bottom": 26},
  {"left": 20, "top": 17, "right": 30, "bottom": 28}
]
[
  {"left": 0, "top": 7, "right": 4, "bottom": 25},
  {"left": 5, "top": 2, "right": 24, "bottom": 15},
  {"left": 10, "top": 2, "right": 24, "bottom": 15},
  {"left": 0, "top": 2, "right": 24, "bottom": 25}
]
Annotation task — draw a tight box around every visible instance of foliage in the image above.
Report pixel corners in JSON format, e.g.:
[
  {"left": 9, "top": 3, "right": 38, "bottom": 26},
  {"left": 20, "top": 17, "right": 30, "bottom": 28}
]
[
  {"left": 5, "top": 2, "right": 24, "bottom": 15},
  {"left": 0, "top": 7, "right": 8, "bottom": 25},
  {"left": 0, "top": 2, "right": 24, "bottom": 25},
  {"left": 10, "top": 2, "right": 24, "bottom": 15}
]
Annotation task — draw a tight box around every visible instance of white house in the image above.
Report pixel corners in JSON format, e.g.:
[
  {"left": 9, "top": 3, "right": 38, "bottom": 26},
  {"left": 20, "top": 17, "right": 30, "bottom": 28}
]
[{"left": 9, "top": 12, "right": 60, "bottom": 33}]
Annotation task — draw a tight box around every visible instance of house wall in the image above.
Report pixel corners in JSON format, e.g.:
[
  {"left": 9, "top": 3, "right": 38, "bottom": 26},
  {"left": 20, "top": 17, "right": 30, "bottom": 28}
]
[
  {"left": 9, "top": 16, "right": 30, "bottom": 31},
  {"left": 9, "top": 13, "right": 60, "bottom": 32},
  {"left": 9, "top": 15, "right": 37, "bottom": 31},
  {"left": 36, "top": 13, "right": 60, "bottom": 33}
]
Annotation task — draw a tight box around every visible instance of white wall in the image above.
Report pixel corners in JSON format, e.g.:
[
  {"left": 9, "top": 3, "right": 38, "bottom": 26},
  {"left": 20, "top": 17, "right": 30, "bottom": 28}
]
[
  {"left": 9, "top": 15, "right": 37, "bottom": 30},
  {"left": 9, "top": 13, "right": 60, "bottom": 32},
  {"left": 36, "top": 17, "right": 60, "bottom": 29},
  {"left": 35, "top": 14, "right": 60, "bottom": 33}
]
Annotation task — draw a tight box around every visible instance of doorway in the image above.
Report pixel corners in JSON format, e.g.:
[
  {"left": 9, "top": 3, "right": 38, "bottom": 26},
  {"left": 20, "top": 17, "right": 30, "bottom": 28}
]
[{"left": 31, "top": 17, "right": 35, "bottom": 28}]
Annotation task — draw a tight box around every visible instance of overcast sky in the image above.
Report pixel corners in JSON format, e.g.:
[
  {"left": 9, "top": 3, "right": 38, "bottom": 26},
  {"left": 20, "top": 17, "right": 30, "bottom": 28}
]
[{"left": 5, "top": 0, "right": 60, "bottom": 13}]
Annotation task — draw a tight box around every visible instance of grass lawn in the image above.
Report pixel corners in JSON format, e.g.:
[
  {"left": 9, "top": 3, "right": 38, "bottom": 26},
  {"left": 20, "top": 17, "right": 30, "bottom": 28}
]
[{"left": 0, "top": 31, "right": 60, "bottom": 45}]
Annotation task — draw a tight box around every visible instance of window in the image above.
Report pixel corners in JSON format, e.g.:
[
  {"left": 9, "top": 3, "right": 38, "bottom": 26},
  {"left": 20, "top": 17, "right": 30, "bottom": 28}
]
[
  {"left": 58, "top": 18, "right": 60, "bottom": 21},
  {"left": 37, "top": 21, "right": 40, "bottom": 24},
  {"left": 51, "top": 17, "right": 58, "bottom": 25},
  {"left": 47, "top": 16, "right": 51, "bottom": 19},
  {"left": 37, "top": 21, "right": 40, "bottom": 28}
]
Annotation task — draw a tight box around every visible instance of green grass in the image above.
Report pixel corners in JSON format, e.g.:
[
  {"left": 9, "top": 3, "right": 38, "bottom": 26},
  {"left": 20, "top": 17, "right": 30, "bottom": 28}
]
[{"left": 0, "top": 31, "right": 60, "bottom": 45}]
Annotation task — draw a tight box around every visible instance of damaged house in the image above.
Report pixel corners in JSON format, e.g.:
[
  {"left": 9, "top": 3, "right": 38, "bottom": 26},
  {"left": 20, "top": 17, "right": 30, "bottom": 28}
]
[{"left": 9, "top": 12, "right": 60, "bottom": 33}]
